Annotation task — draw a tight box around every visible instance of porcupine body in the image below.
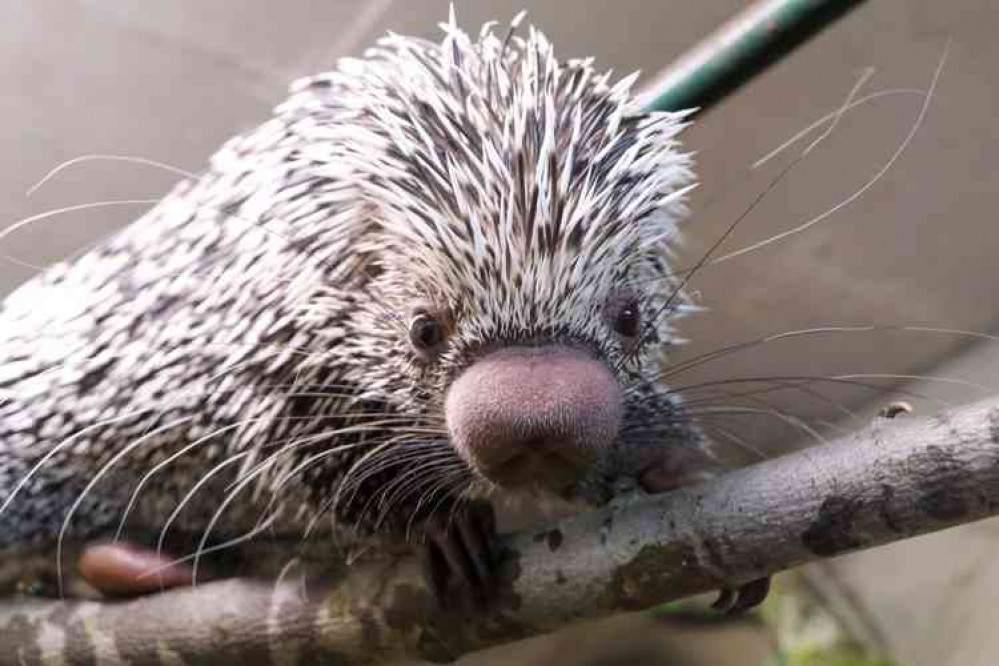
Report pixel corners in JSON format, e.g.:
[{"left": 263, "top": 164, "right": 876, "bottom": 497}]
[{"left": 0, "top": 14, "right": 708, "bottom": 593}]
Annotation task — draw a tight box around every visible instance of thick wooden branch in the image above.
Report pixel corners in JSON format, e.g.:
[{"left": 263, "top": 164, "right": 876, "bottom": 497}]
[{"left": 3, "top": 397, "right": 999, "bottom": 666}]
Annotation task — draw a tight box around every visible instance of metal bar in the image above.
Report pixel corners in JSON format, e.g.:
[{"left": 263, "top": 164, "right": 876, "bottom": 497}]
[{"left": 640, "top": 0, "right": 869, "bottom": 114}]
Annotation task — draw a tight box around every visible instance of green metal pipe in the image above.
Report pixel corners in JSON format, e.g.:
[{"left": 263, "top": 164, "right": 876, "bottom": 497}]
[{"left": 641, "top": 0, "right": 868, "bottom": 114}]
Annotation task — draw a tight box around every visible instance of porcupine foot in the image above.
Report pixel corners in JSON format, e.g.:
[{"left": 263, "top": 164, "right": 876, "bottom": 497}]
[
  {"left": 74, "top": 506, "right": 501, "bottom": 607},
  {"left": 78, "top": 542, "right": 196, "bottom": 597},
  {"left": 639, "top": 453, "right": 771, "bottom": 615},
  {"left": 422, "top": 501, "right": 500, "bottom": 611},
  {"left": 711, "top": 577, "right": 771, "bottom": 615}
]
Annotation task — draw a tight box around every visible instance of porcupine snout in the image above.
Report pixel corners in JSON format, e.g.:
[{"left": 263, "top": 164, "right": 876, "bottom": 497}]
[{"left": 445, "top": 346, "right": 622, "bottom": 490}]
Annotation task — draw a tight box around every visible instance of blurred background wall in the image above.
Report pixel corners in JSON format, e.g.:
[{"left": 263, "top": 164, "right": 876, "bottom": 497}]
[{"left": 4, "top": 2, "right": 999, "bottom": 664}]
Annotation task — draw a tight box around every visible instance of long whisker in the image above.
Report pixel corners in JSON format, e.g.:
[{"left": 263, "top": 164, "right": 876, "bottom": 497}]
[
  {"left": 370, "top": 455, "right": 462, "bottom": 527},
  {"left": 752, "top": 88, "right": 926, "bottom": 169},
  {"left": 623, "top": 64, "right": 884, "bottom": 370},
  {"left": 262, "top": 436, "right": 405, "bottom": 517},
  {"left": 335, "top": 440, "right": 452, "bottom": 490},
  {"left": 652, "top": 325, "right": 999, "bottom": 403},
  {"left": 141, "top": 508, "right": 282, "bottom": 581},
  {"left": 26, "top": 155, "right": 197, "bottom": 197},
  {"left": 245, "top": 432, "right": 386, "bottom": 499},
  {"left": 655, "top": 326, "right": 889, "bottom": 382},
  {"left": 0, "top": 406, "right": 157, "bottom": 518},
  {"left": 155, "top": 451, "right": 251, "bottom": 573},
  {"left": 837, "top": 373, "right": 996, "bottom": 395},
  {"left": 188, "top": 425, "right": 399, "bottom": 582},
  {"left": 698, "top": 423, "right": 769, "bottom": 461},
  {"left": 182, "top": 455, "right": 263, "bottom": 586},
  {"left": 710, "top": 41, "right": 948, "bottom": 266},
  {"left": 636, "top": 374, "right": 918, "bottom": 403},
  {"left": 403, "top": 471, "right": 473, "bottom": 540},
  {"left": 673, "top": 376, "right": 857, "bottom": 422},
  {"left": 251, "top": 420, "right": 439, "bottom": 494},
  {"left": 805, "top": 67, "right": 877, "bottom": 157},
  {"left": 0, "top": 200, "right": 159, "bottom": 247},
  {"left": 681, "top": 405, "right": 831, "bottom": 446},
  {"left": 115, "top": 420, "right": 254, "bottom": 542},
  {"left": 677, "top": 381, "right": 855, "bottom": 441},
  {"left": 328, "top": 439, "right": 415, "bottom": 522},
  {"left": 55, "top": 415, "right": 194, "bottom": 596},
  {"left": 299, "top": 443, "right": 454, "bottom": 540}
]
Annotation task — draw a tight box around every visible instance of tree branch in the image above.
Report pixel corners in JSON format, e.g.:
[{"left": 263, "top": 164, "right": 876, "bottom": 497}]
[{"left": 4, "top": 397, "right": 999, "bottom": 666}]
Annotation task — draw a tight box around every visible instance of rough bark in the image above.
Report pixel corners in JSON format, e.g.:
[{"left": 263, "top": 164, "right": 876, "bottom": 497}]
[{"left": 3, "top": 397, "right": 999, "bottom": 665}]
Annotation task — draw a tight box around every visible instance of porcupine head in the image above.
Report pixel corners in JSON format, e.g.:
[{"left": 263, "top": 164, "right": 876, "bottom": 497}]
[
  {"left": 0, "top": 11, "right": 712, "bottom": 599},
  {"left": 254, "top": 14, "right": 724, "bottom": 607},
  {"left": 309, "top": 11, "right": 709, "bottom": 529}
]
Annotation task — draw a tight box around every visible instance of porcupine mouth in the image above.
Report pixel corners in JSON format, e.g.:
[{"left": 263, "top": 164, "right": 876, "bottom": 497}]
[{"left": 481, "top": 439, "right": 589, "bottom": 496}]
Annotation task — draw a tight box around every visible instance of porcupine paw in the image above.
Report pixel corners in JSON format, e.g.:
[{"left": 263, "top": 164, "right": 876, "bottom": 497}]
[
  {"left": 421, "top": 501, "right": 500, "bottom": 611},
  {"left": 78, "top": 542, "right": 195, "bottom": 597},
  {"left": 711, "top": 576, "right": 771, "bottom": 615}
]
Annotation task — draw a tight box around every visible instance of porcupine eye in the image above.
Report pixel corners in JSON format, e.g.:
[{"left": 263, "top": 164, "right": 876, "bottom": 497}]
[
  {"left": 409, "top": 311, "right": 446, "bottom": 358},
  {"left": 612, "top": 300, "right": 642, "bottom": 339}
]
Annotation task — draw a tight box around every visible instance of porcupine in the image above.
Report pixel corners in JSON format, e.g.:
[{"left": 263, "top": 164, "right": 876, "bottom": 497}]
[{"left": 0, "top": 13, "right": 768, "bottom": 610}]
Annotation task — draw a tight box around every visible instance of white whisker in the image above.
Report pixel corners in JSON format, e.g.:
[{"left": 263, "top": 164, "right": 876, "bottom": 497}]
[
  {"left": 712, "top": 41, "right": 949, "bottom": 265},
  {"left": 26, "top": 154, "right": 197, "bottom": 197},
  {"left": 56, "top": 415, "right": 194, "bottom": 595}
]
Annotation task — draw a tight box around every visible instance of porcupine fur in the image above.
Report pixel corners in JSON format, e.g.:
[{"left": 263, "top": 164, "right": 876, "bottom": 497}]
[{"left": 0, "top": 13, "right": 704, "bottom": 561}]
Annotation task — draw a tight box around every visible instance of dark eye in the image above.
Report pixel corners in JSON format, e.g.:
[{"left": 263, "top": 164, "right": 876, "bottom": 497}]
[
  {"left": 409, "top": 311, "right": 446, "bottom": 355},
  {"left": 613, "top": 300, "right": 642, "bottom": 339}
]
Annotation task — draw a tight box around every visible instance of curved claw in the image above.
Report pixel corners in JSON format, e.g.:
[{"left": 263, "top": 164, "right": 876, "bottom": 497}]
[
  {"left": 421, "top": 502, "right": 499, "bottom": 611},
  {"left": 711, "top": 576, "right": 771, "bottom": 615}
]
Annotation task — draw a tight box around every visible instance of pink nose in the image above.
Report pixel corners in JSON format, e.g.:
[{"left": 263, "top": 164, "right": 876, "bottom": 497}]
[{"left": 445, "top": 346, "right": 622, "bottom": 489}]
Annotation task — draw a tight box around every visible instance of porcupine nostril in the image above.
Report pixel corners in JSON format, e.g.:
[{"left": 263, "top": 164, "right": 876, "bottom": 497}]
[{"left": 445, "top": 346, "right": 622, "bottom": 489}]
